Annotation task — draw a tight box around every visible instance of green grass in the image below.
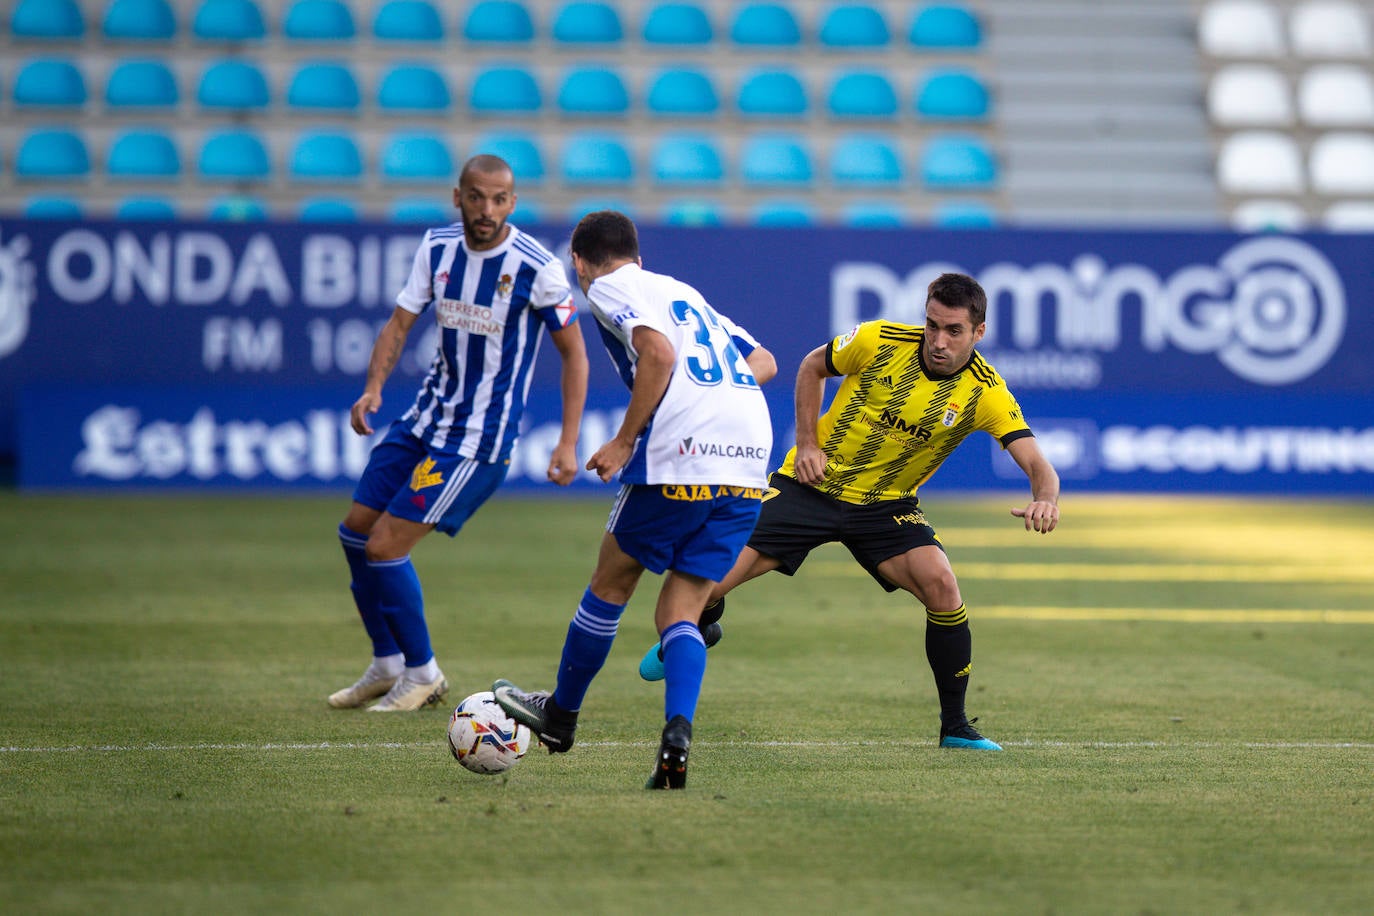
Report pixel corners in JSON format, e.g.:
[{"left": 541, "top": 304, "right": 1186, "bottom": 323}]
[{"left": 1, "top": 491, "right": 1371, "bottom": 914}]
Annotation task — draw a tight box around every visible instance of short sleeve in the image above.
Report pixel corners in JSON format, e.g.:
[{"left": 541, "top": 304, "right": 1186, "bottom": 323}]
[
  {"left": 826, "top": 322, "right": 880, "bottom": 376},
  {"left": 531, "top": 257, "right": 578, "bottom": 331},
  {"left": 978, "top": 384, "right": 1033, "bottom": 446},
  {"left": 395, "top": 230, "right": 435, "bottom": 315}
]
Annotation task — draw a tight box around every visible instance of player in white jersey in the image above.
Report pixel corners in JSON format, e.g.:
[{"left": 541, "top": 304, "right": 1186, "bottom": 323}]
[
  {"left": 328, "top": 156, "right": 589, "bottom": 712},
  {"left": 494, "top": 210, "right": 776, "bottom": 789}
]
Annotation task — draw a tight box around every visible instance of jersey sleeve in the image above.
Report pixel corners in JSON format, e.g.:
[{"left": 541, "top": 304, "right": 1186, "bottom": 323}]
[
  {"left": 588, "top": 269, "right": 667, "bottom": 341},
  {"left": 825, "top": 322, "right": 882, "bottom": 376},
  {"left": 719, "top": 311, "right": 762, "bottom": 357},
  {"left": 978, "top": 383, "right": 1034, "bottom": 448},
  {"left": 394, "top": 230, "right": 436, "bottom": 316},
  {"left": 530, "top": 257, "right": 578, "bottom": 331}
]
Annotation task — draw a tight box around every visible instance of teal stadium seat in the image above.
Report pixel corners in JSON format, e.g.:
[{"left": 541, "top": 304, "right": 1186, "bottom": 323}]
[
  {"left": 737, "top": 69, "right": 808, "bottom": 118},
  {"left": 819, "top": 4, "right": 889, "bottom": 48},
  {"left": 102, "top": 0, "right": 177, "bottom": 41},
  {"left": 552, "top": 2, "right": 622, "bottom": 44},
  {"left": 380, "top": 132, "right": 454, "bottom": 182},
  {"left": 117, "top": 197, "right": 177, "bottom": 219},
  {"left": 198, "top": 60, "right": 270, "bottom": 111},
  {"left": 105, "top": 60, "right": 179, "bottom": 108},
  {"left": 642, "top": 3, "right": 712, "bottom": 44},
  {"left": 287, "top": 63, "right": 361, "bottom": 111},
  {"left": 291, "top": 132, "right": 363, "bottom": 181},
  {"left": 283, "top": 0, "right": 356, "bottom": 41},
  {"left": 646, "top": 68, "right": 718, "bottom": 117},
  {"left": 651, "top": 134, "right": 724, "bottom": 185},
  {"left": 661, "top": 199, "right": 722, "bottom": 226},
  {"left": 10, "top": 0, "right": 86, "bottom": 40},
  {"left": 107, "top": 129, "right": 182, "bottom": 179},
  {"left": 932, "top": 200, "right": 996, "bottom": 227},
  {"left": 198, "top": 130, "right": 272, "bottom": 181},
  {"left": 390, "top": 198, "right": 450, "bottom": 222},
  {"left": 16, "top": 129, "right": 90, "bottom": 179},
  {"left": 471, "top": 132, "right": 544, "bottom": 183},
  {"left": 377, "top": 65, "right": 450, "bottom": 113},
  {"left": 741, "top": 134, "right": 812, "bottom": 184},
  {"left": 828, "top": 71, "right": 898, "bottom": 119},
  {"left": 13, "top": 59, "right": 88, "bottom": 108},
  {"left": 372, "top": 0, "right": 442, "bottom": 41},
  {"left": 921, "top": 135, "right": 997, "bottom": 189},
  {"left": 561, "top": 134, "right": 634, "bottom": 185},
  {"left": 299, "top": 198, "right": 359, "bottom": 221},
  {"left": 568, "top": 197, "right": 634, "bottom": 219},
  {"left": 192, "top": 0, "right": 266, "bottom": 41},
  {"left": 469, "top": 66, "right": 542, "bottom": 113},
  {"left": 462, "top": 1, "right": 534, "bottom": 42},
  {"left": 557, "top": 67, "right": 629, "bottom": 116},
  {"left": 24, "top": 196, "right": 83, "bottom": 218},
  {"left": 843, "top": 201, "right": 906, "bottom": 227},
  {"left": 751, "top": 200, "right": 816, "bottom": 225},
  {"left": 729, "top": 3, "right": 799, "bottom": 46},
  {"left": 915, "top": 69, "right": 989, "bottom": 120},
  {"left": 511, "top": 200, "right": 543, "bottom": 224},
  {"left": 909, "top": 4, "right": 981, "bottom": 49},
  {"left": 209, "top": 196, "right": 268, "bottom": 220},
  {"left": 831, "top": 135, "right": 903, "bottom": 185}
]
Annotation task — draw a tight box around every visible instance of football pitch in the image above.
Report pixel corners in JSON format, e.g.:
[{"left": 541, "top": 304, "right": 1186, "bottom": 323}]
[{"left": 1, "top": 490, "right": 1371, "bottom": 914}]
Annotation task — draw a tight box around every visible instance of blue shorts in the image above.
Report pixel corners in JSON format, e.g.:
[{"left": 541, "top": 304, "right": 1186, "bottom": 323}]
[
  {"left": 353, "top": 422, "right": 509, "bottom": 536},
  {"left": 606, "top": 484, "right": 765, "bottom": 582}
]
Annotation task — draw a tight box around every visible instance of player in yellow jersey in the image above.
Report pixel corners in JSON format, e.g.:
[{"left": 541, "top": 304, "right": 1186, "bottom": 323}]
[{"left": 638, "top": 273, "right": 1060, "bottom": 750}]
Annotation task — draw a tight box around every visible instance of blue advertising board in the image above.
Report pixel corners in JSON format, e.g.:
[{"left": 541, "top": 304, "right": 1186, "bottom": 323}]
[{"left": 1, "top": 218, "right": 1370, "bottom": 493}]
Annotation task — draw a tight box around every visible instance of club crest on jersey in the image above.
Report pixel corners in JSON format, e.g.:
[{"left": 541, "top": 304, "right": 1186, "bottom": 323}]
[
  {"left": 942, "top": 402, "right": 962, "bottom": 426},
  {"left": 411, "top": 457, "right": 444, "bottom": 490},
  {"left": 497, "top": 273, "right": 513, "bottom": 299}
]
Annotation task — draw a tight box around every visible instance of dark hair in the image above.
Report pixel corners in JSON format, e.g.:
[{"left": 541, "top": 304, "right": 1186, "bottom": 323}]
[
  {"left": 570, "top": 210, "right": 640, "bottom": 267},
  {"left": 459, "top": 154, "right": 513, "bottom": 185},
  {"left": 926, "top": 272, "right": 987, "bottom": 325}
]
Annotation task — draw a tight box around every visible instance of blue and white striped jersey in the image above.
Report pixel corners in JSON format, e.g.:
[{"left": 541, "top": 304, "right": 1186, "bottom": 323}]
[{"left": 395, "top": 223, "right": 577, "bottom": 462}]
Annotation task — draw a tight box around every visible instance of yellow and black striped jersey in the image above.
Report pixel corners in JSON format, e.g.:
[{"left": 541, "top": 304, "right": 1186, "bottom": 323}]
[{"left": 776, "top": 321, "right": 1033, "bottom": 504}]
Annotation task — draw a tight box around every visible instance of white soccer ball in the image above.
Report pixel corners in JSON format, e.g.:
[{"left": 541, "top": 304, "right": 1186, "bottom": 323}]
[{"left": 446, "top": 691, "right": 533, "bottom": 775}]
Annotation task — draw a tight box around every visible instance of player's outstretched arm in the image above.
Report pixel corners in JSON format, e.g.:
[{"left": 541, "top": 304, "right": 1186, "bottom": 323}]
[
  {"left": 351, "top": 306, "right": 418, "bottom": 435},
  {"left": 546, "top": 323, "right": 589, "bottom": 486},
  {"left": 1006, "top": 436, "right": 1060, "bottom": 534}
]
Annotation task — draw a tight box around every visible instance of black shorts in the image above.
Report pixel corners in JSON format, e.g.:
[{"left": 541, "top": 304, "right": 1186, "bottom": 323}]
[{"left": 748, "top": 473, "right": 943, "bottom": 593}]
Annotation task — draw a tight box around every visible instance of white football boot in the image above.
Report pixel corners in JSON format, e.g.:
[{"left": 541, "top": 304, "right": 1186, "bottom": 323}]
[{"left": 369, "top": 671, "right": 449, "bottom": 712}]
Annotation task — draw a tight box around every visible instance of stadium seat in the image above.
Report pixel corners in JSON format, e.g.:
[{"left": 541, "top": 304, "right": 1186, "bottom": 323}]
[
  {"left": 843, "top": 201, "right": 906, "bottom": 227},
  {"left": 12, "top": 59, "right": 88, "bottom": 108},
  {"left": 931, "top": 200, "right": 996, "bottom": 227},
  {"left": 511, "top": 199, "right": 543, "bottom": 224},
  {"left": 24, "top": 196, "right": 82, "bottom": 218},
  {"left": 106, "top": 129, "right": 181, "bottom": 179},
  {"left": 209, "top": 196, "right": 268, "bottom": 220},
  {"left": 557, "top": 67, "right": 629, "bottom": 116},
  {"left": 198, "top": 60, "right": 271, "bottom": 111},
  {"left": 567, "top": 197, "right": 634, "bottom": 219},
  {"left": 818, "top": 4, "right": 889, "bottom": 48},
  {"left": 827, "top": 71, "right": 898, "bottom": 119},
  {"left": 831, "top": 135, "right": 903, "bottom": 185},
  {"left": 470, "top": 131, "right": 544, "bottom": 182},
  {"left": 730, "top": 3, "right": 800, "bottom": 46},
  {"left": 740, "top": 134, "right": 812, "bottom": 184},
  {"left": 737, "top": 69, "right": 809, "bottom": 118},
  {"left": 920, "top": 135, "right": 997, "bottom": 189},
  {"left": 372, "top": 0, "right": 443, "bottom": 41},
  {"left": 299, "top": 198, "right": 359, "bottom": 220},
  {"left": 287, "top": 63, "right": 361, "bottom": 112},
  {"left": 561, "top": 134, "right": 634, "bottom": 185},
  {"left": 642, "top": 3, "right": 712, "bottom": 44},
  {"left": 1308, "top": 132, "right": 1374, "bottom": 194},
  {"left": 102, "top": 0, "right": 177, "bottom": 41},
  {"left": 1215, "top": 130, "right": 1304, "bottom": 193},
  {"left": 15, "top": 129, "right": 90, "bottom": 179},
  {"left": 377, "top": 64, "right": 450, "bottom": 113},
  {"left": 1297, "top": 66, "right": 1374, "bottom": 127},
  {"left": 909, "top": 4, "right": 981, "bottom": 49},
  {"left": 290, "top": 132, "right": 363, "bottom": 181},
  {"left": 651, "top": 134, "right": 723, "bottom": 184},
  {"left": 192, "top": 0, "right": 266, "bottom": 41},
  {"left": 1207, "top": 65, "right": 1293, "bottom": 127},
  {"left": 915, "top": 69, "right": 990, "bottom": 120},
  {"left": 1230, "top": 199, "right": 1307, "bottom": 232},
  {"left": 661, "top": 199, "right": 722, "bottom": 226},
  {"left": 1198, "top": 0, "right": 1285, "bottom": 58},
  {"left": 117, "top": 196, "right": 177, "bottom": 219},
  {"left": 1289, "top": 0, "right": 1371, "bottom": 58},
  {"left": 105, "top": 59, "right": 179, "bottom": 109},
  {"left": 552, "top": 2, "right": 623, "bottom": 43},
  {"left": 646, "top": 68, "right": 718, "bottom": 117},
  {"left": 390, "top": 199, "right": 448, "bottom": 222},
  {"left": 10, "top": 0, "right": 85, "bottom": 40},
  {"left": 283, "top": 0, "right": 356, "bottom": 41},
  {"left": 469, "top": 66, "right": 542, "bottom": 114},
  {"left": 462, "top": 0, "right": 534, "bottom": 42},
  {"left": 750, "top": 200, "right": 816, "bottom": 225},
  {"left": 380, "top": 131, "right": 454, "bottom": 182},
  {"left": 198, "top": 130, "right": 272, "bottom": 181},
  {"left": 1322, "top": 200, "right": 1374, "bottom": 230}
]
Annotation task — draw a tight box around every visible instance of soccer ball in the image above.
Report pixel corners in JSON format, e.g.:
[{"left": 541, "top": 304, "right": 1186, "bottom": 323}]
[{"left": 446, "top": 691, "right": 533, "bottom": 775}]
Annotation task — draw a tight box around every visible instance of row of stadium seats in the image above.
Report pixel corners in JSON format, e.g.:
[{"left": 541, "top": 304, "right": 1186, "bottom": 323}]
[
  {"left": 10, "top": 0, "right": 983, "bottom": 50},
  {"left": 7, "top": 127, "right": 998, "bottom": 189},
  {"left": 1199, "top": 0, "right": 1371, "bottom": 60},
  {"left": 4, "top": 58, "right": 991, "bottom": 121},
  {"left": 1209, "top": 64, "right": 1374, "bottom": 129},
  {"left": 1217, "top": 131, "right": 1374, "bottom": 196}
]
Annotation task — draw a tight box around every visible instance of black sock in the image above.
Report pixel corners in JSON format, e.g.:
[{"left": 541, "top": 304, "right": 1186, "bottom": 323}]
[{"left": 924, "top": 605, "right": 971, "bottom": 727}]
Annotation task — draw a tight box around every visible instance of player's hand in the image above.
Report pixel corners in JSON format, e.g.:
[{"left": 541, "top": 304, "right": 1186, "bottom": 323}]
[
  {"left": 793, "top": 443, "right": 829, "bottom": 486},
  {"left": 350, "top": 392, "right": 382, "bottom": 436},
  {"left": 547, "top": 442, "right": 579, "bottom": 486},
  {"left": 586, "top": 438, "right": 633, "bottom": 483},
  {"left": 1011, "top": 500, "right": 1059, "bottom": 534}
]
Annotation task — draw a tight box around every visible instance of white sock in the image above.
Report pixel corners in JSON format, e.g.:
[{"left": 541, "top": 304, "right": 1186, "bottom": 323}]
[
  {"left": 371, "top": 654, "right": 404, "bottom": 678},
  {"left": 407, "top": 659, "right": 440, "bottom": 682}
]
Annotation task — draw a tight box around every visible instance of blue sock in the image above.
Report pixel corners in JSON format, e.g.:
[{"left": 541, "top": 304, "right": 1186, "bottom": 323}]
[
  {"left": 367, "top": 555, "right": 433, "bottom": 667},
  {"left": 338, "top": 524, "right": 399, "bottom": 658},
  {"left": 552, "top": 588, "right": 625, "bottom": 713},
  {"left": 661, "top": 621, "right": 707, "bottom": 723}
]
